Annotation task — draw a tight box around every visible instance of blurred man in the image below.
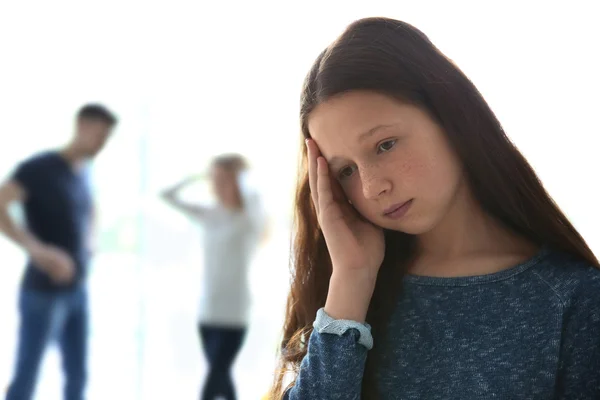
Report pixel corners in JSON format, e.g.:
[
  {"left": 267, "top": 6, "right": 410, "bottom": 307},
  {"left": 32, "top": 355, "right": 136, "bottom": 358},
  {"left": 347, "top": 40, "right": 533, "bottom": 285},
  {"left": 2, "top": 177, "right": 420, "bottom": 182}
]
[{"left": 0, "top": 104, "right": 117, "bottom": 400}]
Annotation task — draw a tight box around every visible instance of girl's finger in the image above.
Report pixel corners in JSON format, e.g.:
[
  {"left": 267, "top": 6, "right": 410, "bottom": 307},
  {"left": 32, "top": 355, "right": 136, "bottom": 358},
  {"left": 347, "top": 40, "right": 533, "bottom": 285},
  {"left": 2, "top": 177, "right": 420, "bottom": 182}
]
[
  {"left": 316, "top": 156, "right": 335, "bottom": 215},
  {"left": 306, "top": 139, "right": 320, "bottom": 212}
]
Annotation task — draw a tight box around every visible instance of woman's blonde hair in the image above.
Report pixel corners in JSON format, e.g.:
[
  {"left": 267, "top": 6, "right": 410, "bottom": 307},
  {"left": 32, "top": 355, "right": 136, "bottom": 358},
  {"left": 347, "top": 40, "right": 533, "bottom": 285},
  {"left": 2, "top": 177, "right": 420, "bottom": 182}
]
[
  {"left": 212, "top": 153, "right": 248, "bottom": 173},
  {"left": 211, "top": 153, "right": 248, "bottom": 208}
]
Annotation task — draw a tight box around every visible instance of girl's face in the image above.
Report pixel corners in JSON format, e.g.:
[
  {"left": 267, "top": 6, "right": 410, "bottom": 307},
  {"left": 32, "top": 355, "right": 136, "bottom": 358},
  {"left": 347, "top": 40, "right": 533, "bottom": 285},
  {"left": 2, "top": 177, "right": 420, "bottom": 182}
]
[
  {"left": 307, "top": 90, "right": 466, "bottom": 235},
  {"left": 211, "top": 165, "right": 239, "bottom": 206}
]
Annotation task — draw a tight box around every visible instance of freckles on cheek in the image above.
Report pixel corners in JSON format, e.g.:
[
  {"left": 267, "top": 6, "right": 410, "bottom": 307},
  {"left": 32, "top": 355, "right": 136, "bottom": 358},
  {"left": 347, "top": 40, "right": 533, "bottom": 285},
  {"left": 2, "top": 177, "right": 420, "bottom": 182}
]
[{"left": 389, "top": 157, "right": 418, "bottom": 185}]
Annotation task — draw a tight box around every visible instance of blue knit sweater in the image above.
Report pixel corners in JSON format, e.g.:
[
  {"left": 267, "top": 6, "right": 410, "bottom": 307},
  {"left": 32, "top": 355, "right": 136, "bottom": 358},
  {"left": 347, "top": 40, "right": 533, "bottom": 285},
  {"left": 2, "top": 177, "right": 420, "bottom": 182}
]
[{"left": 284, "top": 247, "right": 600, "bottom": 399}]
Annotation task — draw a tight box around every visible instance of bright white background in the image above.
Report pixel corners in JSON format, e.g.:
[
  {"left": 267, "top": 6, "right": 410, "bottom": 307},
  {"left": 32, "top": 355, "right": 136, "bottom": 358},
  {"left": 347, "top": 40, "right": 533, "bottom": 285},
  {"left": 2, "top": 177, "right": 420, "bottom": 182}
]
[{"left": 0, "top": 1, "right": 598, "bottom": 399}]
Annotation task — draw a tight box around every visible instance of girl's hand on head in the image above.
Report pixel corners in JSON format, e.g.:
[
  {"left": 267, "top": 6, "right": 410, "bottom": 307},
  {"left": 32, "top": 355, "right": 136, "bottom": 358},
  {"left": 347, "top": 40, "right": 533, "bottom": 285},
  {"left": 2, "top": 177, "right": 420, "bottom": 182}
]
[{"left": 307, "top": 138, "right": 385, "bottom": 321}]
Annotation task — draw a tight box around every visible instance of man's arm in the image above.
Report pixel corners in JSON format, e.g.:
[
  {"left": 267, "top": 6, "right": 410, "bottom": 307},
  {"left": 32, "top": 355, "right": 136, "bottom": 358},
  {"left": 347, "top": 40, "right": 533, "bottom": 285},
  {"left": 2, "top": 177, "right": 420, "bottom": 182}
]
[
  {"left": 0, "top": 180, "right": 39, "bottom": 250},
  {"left": 0, "top": 179, "right": 75, "bottom": 283}
]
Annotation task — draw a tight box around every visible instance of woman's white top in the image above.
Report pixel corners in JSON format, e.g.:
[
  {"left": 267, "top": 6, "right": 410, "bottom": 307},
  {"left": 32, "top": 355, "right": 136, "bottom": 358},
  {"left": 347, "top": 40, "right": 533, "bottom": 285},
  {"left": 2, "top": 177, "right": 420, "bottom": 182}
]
[{"left": 196, "top": 180, "right": 264, "bottom": 327}]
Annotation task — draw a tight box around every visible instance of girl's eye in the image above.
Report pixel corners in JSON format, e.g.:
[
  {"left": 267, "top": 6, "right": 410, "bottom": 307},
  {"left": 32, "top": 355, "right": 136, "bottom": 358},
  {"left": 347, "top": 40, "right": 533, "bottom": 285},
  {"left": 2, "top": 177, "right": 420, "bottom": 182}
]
[
  {"left": 338, "top": 165, "right": 356, "bottom": 180},
  {"left": 377, "top": 139, "right": 397, "bottom": 154}
]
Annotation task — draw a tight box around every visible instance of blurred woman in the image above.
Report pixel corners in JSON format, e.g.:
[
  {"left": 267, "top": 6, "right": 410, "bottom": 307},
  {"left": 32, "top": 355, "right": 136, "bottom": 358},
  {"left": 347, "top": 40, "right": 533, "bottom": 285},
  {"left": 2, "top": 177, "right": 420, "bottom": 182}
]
[{"left": 162, "top": 153, "right": 265, "bottom": 400}]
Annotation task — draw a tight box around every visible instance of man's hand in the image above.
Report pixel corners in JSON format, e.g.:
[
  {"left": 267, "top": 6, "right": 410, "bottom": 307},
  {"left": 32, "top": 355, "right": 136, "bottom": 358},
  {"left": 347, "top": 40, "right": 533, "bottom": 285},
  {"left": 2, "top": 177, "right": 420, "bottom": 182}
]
[{"left": 28, "top": 243, "right": 76, "bottom": 284}]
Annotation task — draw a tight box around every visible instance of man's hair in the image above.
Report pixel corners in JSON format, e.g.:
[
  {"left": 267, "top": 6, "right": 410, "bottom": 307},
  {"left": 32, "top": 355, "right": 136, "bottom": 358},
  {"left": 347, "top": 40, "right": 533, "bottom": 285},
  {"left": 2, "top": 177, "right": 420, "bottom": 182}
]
[{"left": 77, "top": 104, "right": 118, "bottom": 126}]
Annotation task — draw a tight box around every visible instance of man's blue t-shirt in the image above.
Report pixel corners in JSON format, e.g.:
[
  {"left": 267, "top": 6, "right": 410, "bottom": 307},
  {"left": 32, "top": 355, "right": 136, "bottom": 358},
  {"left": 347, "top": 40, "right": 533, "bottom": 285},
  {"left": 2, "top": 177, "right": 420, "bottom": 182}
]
[{"left": 12, "top": 151, "right": 93, "bottom": 292}]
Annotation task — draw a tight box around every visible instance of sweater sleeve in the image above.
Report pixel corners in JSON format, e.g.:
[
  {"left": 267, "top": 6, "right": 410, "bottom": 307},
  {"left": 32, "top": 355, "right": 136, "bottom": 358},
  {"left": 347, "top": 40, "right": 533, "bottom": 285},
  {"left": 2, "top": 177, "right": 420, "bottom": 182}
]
[
  {"left": 283, "top": 308, "right": 373, "bottom": 399},
  {"left": 554, "top": 273, "right": 600, "bottom": 399}
]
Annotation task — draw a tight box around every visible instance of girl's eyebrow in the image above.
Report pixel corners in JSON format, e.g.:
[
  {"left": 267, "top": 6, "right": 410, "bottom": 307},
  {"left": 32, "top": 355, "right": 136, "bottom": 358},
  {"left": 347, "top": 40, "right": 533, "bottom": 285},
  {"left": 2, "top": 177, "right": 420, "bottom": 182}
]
[{"left": 358, "top": 123, "right": 400, "bottom": 142}]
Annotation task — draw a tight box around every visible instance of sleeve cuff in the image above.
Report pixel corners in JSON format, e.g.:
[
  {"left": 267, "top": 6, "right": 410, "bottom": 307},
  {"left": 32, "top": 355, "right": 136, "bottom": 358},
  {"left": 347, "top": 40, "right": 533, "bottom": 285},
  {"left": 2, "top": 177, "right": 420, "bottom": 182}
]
[{"left": 313, "top": 308, "right": 374, "bottom": 350}]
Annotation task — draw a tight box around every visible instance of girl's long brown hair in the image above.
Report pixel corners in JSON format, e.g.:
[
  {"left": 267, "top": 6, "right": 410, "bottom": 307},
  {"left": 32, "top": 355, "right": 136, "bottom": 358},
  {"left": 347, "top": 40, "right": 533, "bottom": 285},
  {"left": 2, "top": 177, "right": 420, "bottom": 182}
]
[{"left": 270, "top": 17, "right": 598, "bottom": 399}]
